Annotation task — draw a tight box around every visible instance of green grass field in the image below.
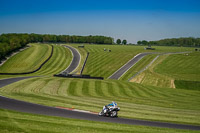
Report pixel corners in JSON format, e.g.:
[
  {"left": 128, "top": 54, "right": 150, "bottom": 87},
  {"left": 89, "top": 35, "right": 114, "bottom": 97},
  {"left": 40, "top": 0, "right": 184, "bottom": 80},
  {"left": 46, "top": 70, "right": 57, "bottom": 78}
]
[
  {"left": 0, "top": 43, "right": 199, "bottom": 132},
  {"left": 0, "top": 43, "right": 51, "bottom": 73},
  {"left": 32, "top": 44, "right": 72, "bottom": 76},
  {"left": 154, "top": 52, "right": 200, "bottom": 81},
  {"left": 79, "top": 44, "right": 193, "bottom": 79},
  {"left": 1, "top": 109, "right": 197, "bottom": 133},
  {"left": 130, "top": 51, "right": 200, "bottom": 89},
  {"left": 1, "top": 77, "right": 200, "bottom": 125},
  {"left": 0, "top": 43, "right": 72, "bottom": 79}
]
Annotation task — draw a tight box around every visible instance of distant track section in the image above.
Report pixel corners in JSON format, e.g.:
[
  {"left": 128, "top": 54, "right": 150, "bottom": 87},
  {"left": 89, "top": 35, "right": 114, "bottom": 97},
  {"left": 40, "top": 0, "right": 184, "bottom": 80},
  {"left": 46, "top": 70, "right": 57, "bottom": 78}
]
[
  {"left": 0, "top": 45, "right": 54, "bottom": 75},
  {"left": 0, "top": 77, "right": 37, "bottom": 88},
  {"left": 61, "top": 45, "right": 80, "bottom": 74},
  {"left": 108, "top": 53, "right": 151, "bottom": 79}
]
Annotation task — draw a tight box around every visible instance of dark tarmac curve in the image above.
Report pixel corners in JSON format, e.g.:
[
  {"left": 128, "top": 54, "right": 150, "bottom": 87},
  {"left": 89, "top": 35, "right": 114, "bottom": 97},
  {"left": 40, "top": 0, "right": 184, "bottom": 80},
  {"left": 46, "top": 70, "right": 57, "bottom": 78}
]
[
  {"left": 62, "top": 45, "right": 80, "bottom": 73},
  {"left": 0, "top": 49, "right": 200, "bottom": 130},
  {"left": 109, "top": 53, "right": 151, "bottom": 79}
]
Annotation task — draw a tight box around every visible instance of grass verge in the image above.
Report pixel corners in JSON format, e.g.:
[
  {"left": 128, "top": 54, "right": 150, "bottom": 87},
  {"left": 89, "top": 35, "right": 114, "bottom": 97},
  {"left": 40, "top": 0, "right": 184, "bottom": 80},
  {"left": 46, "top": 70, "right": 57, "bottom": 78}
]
[{"left": 0, "top": 109, "right": 198, "bottom": 133}]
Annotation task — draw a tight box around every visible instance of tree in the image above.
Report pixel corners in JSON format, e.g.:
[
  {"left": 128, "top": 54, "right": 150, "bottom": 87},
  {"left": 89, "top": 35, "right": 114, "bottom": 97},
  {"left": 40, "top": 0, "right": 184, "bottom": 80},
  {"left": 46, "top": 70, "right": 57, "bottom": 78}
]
[
  {"left": 141, "top": 40, "right": 148, "bottom": 45},
  {"left": 137, "top": 41, "right": 142, "bottom": 45},
  {"left": 116, "top": 39, "right": 121, "bottom": 44},
  {"left": 122, "top": 40, "right": 127, "bottom": 45}
]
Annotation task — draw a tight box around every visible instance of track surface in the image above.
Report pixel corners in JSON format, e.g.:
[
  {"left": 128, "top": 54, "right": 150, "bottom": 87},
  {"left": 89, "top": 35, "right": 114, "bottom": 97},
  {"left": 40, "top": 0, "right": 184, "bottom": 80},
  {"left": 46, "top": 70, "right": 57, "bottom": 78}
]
[
  {"left": 62, "top": 45, "right": 80, "bottom": 74},
  {"left": 0, "top": 50, "right": 200, "bottom": 130},
  {"left": 109, "top": 53, "right": 151, "bottom": 79}
]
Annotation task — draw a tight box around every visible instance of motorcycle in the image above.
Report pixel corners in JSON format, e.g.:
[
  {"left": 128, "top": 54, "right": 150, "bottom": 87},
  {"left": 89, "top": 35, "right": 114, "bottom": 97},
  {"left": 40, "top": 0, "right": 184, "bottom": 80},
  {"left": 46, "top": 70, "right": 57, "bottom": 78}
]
[{"left": 98, "top": 105, "right": 120, "bottom": 118}]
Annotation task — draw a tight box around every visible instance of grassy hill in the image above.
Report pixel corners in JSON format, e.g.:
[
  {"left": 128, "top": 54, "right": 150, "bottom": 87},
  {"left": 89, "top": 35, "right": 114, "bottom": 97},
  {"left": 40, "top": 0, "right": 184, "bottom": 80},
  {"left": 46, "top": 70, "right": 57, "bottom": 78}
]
[
  {"left": 33, "top": 44, "right": 72, "bottom": 76},
  {"left": 0, "top": 43, "right": 199, "bottom": 132},
  {"left": 78, "top": 44, "right": 193, "bottom": 79},
  {"left": 130, "top": 51, "right": 200, "bottom": 90},
  {"left": 154, "top": 52, "right": 200, "bottom": 81},
  {"left": 0, "top": 43, "right": 51, "bottom": 73},
  {"left": 1, "top": 77, "right": 200, "bottom": 125},
  {"left": 0, "top": 43, "right": 72, "bottom": 79}
]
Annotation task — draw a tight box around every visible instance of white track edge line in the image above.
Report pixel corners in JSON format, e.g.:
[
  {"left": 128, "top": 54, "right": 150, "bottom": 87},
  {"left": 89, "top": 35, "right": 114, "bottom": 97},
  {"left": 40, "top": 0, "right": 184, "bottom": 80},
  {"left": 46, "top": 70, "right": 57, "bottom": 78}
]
[
  {"left": 60, "top": 45, "right": 74, "bottom": 74},
  {"left": 118, "top": 55, "right": 145, "bottom": 80},
  {"left": 107, "top": 53, "right": 141, "bottom": 79}
]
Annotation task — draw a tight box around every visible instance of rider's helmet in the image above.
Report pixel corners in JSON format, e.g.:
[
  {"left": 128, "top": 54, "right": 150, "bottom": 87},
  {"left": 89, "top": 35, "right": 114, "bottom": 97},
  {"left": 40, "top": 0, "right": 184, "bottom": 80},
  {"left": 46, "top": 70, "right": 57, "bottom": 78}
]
[{"left": 112, "top": 101, "right": 117, "bottom": 106}]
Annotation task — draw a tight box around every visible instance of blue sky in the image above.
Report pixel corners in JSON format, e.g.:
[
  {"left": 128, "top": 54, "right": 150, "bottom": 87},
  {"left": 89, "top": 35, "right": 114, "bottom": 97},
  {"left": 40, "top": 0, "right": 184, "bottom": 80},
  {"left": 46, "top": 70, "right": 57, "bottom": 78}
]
[{"left": 0, "top": 0, "right": 200, "bottom": 43}]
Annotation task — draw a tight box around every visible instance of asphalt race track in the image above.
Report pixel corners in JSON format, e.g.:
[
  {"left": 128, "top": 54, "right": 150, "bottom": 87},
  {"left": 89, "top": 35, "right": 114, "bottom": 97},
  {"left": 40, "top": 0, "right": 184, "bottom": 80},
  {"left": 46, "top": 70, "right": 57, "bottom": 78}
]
[
  {"left": 109, "top": 53, "right": 151, "bottom": 79},
  {"left": 62, "top": 45, "right": 80, "bottom": 74},
  {"left": 0, "top": 49, "right": 200, "bottom": 130}
]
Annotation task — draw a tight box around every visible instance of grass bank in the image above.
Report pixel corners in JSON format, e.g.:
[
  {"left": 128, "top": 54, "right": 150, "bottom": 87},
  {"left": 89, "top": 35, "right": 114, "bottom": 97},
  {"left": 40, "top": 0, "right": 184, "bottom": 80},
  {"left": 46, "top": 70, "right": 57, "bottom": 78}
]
[{"left": 1, "top": 77, "right": 200, "bottom": 125}]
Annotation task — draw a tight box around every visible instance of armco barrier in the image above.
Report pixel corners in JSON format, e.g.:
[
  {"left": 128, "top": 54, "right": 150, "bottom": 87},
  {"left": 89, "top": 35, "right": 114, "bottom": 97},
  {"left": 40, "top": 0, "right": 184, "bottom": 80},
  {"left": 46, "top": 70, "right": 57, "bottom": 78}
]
[
  {"left": 80, "top": 52, "right": 89, "bottom": 75},
  {"left": 54, "top": 74, "right": 104, "bottom": 80},
  {"left": 0, "top": 45, "right": 54, "bottom": 75}
]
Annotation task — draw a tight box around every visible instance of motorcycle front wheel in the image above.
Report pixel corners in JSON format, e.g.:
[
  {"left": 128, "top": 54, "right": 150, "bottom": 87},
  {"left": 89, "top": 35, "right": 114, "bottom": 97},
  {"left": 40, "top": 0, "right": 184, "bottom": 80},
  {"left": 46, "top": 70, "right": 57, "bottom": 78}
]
[{"left": 110, "top": 111, "right": 117, "bottom": 117}]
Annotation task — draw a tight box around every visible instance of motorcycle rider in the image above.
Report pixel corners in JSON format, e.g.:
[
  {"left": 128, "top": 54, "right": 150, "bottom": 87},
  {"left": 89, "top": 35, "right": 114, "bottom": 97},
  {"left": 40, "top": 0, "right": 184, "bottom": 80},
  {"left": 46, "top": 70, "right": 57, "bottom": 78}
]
[{"left": 103, "top": 101, "right": 117, "bottom": 113}]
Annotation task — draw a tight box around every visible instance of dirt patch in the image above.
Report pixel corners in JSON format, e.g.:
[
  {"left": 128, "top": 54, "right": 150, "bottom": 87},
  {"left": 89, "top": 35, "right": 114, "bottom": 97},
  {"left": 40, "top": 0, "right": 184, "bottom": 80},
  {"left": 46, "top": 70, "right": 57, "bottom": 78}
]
[
  {"left": 130, "top": 73, "right": 145, "bottom": 83},
  {"left": 171, "top": 79, "right": 176, "bottom": 88}
]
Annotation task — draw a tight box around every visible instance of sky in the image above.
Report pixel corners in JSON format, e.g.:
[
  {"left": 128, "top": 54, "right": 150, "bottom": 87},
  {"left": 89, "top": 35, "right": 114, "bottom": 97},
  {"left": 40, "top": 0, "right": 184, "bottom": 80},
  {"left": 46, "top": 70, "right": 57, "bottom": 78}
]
[{"left": 0, "top": 0, "right": 200, "bottom": 43}]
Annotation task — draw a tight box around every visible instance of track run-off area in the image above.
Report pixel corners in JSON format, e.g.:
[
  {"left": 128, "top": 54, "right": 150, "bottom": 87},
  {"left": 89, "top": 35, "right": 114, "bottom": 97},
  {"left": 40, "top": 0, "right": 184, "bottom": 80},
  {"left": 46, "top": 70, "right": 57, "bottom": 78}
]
[{"left": 0, "top": 44, "right": 200, "bottom": 131}]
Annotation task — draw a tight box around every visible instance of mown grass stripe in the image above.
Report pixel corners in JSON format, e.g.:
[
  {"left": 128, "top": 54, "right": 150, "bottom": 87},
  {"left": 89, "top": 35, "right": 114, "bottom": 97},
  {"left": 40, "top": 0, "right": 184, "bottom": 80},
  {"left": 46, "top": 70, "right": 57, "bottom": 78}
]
[
  {"left": 82, "top": 80, "right": 90, "bottom": 96},
  {"left": 67, "top": 80, "right": 77, "bottom": 96},
  {"left": 95, "top": 80, "right": 104, "bottom": 97}
]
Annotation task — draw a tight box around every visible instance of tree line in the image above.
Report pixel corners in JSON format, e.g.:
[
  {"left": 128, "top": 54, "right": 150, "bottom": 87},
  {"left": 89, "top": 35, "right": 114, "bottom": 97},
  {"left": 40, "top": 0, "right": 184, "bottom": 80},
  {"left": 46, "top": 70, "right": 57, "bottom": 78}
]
[
  {"left": 137, "top": 37, "right": 200, "bottom": 47},
  {"left": 0, "top": 33, "right": 114, "bottom": 62},
  {"left": 116, "top": 39, "right": 127, "bottom": 45}
]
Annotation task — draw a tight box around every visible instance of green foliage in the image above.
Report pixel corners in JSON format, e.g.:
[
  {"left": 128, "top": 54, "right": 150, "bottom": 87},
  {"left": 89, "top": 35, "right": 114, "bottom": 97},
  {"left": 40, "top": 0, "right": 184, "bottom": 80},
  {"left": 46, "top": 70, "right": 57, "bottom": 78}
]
[
  {"left": 122, "top": 39, "right": 127, "bottom": 45},
  {"left": 137, "top": 37, "right": 200, "bottom": 46},
  {"left": 137, "top": 41, "right": 142, "bottom": 45},
  {"left": 116, "top": 39, "right": 121, "bottom": 44}
]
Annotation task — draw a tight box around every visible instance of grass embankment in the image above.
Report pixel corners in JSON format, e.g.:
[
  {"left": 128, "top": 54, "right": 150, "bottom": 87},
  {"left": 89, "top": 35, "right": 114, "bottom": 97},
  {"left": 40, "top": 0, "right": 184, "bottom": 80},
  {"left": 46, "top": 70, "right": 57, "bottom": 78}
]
[
  {"left": 0, "top": 44, "right": 198, "bottom": 132},
  {"left": 1, "top": 77, "right": 200, "bottom": 125},
  {"left": 131, "top": 52, "right": 200, "bottom": 89},
  {"left": 154, "top": 52, "right": 200, "bottom": 81},
  {"left": 0, "top": 43, "right": 72, "bottom": 79},
  {"left": 0, "top": 43, "right": 51, "bottom": 73},
  {"left": 1, "top": 109, "right": 197, "bottom": 133},
  {"left": 82, "top": 45, "right": 144, "bottom": 78},
  {"left": 81, "top": 45, "right": 193, "bottom": 79},
  {"left": 32, "top": 44, "right": 72, "bottom": 76}
]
